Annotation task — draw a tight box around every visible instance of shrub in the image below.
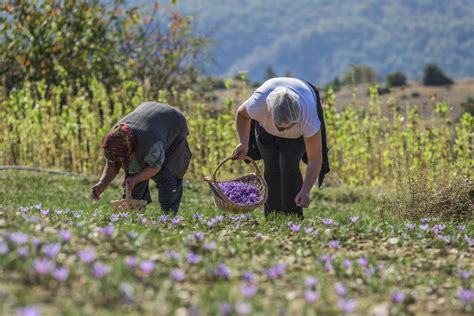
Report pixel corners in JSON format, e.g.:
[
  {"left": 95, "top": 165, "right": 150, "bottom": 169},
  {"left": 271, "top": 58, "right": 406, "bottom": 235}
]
[
  {"left": 423, "top": 64, "right": 453, "bottom": 86},
  {"left": 386, "top": 72, "right": 407, "bottom": 87}
]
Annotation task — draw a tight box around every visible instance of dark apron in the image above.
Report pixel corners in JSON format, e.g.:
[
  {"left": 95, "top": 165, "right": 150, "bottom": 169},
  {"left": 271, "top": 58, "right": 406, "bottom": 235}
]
[{"left": 246, "top": 80, "right": 330, "bottom": 187}]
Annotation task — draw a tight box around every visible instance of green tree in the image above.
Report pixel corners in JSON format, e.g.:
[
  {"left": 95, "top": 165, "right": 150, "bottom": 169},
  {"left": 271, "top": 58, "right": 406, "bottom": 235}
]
[
  {"left": 342, "top": 65, "right": 378, "bottom": 85},
  {"left": 386, "top": 72, "right": 407, "bottom": 87},
  {"left": 423, "top": 64, "right": 453, "bottom": 86}
]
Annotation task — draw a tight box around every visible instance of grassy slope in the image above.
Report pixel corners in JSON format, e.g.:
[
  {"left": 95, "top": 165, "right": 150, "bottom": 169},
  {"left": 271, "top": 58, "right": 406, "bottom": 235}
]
[{"left": 0, "top": 171, "right": 472, "bottom": 315}]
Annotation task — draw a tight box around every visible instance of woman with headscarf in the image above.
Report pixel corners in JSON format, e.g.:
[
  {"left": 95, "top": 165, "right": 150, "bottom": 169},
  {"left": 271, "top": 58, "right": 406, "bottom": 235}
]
[
  {"left": 91, "top": 102, "right": 192, "bottom": 214},
  {"left": 233, "top": 77, "right": 329, "bottom": 218}
]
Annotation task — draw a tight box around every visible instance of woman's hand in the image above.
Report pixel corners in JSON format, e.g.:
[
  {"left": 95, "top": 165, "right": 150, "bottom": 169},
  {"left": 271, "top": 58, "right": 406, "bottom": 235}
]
[
  {"left": 91, "top": 182, "right": 106, "bottom": 200},
  {"left": 123, "top": 176, "right": 138, "bottom": 192},
  {"left": 232, "top": 143, "right": 249, "bottom": 160},
  {"left": 295, "top": 189, "right": 310, "bottom": 208}
]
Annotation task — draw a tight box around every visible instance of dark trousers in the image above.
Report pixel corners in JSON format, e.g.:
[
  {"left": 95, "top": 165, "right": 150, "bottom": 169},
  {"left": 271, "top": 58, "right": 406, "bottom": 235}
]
[
  {"left": 255, "top": 124, "right": 306, "bottom": 218},
  {"left": 125, "top": 167, "right": 183, "bottom": 215}
]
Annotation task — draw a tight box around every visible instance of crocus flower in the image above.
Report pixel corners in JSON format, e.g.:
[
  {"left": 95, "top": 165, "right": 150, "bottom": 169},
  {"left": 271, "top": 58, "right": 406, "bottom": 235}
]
[
  {"left": 32, "top": 258, "right": 54, "bottom": 275},
  {"left": 343, "top": 259, "right": 352, "bottom": 270},
  {"left": 91, "top": 262, "right": 111, "bottom": 278},
  {"left": 16, "top": 305, "right": 41, "bottom": 316},
  {"left": 42, "top": 243, "right": 61, "bottom": 258},
  {"left": 192, "top": 213, "right": 203, "bottom": 221},
  {"left": 322, "top": 218, "right": 334, "bottom": 226},
  {"left": 265, "top": 263, "right": 286, "bottom": 280},
  {"left": 10, "top": 232, "right": 28, "bottom": 245},
  {"left": 187, "top": 252, "right": 203, "bottom": 265},
  {"left": 240, "top": 283, "right": 257, "bottom": 298},
  {"left": 349, "top": 216, "right": 359, "bottom": 223},
  {"left": 358, "top": 256, "right": 369, "bottom": 267},
  {"left": 204, "top": 242, "right": 217, "bottom": 251},
  {"left": 213, "top": 263, "right": 230, "bottom": 279},
  {"left": 329, "top": 240, "right": 340, "bottom": 249},
  {"left": 235, "top": 301, "right": 252, "bottom": 315},
  {"left": 242, "top": 271, "right": 255, "bottom": 283},
  {"left": 465, "top": 235, "right": 473, "bottom": 246},
  {"left": 126, "top": 256, "right": 138, "bottom": 268},
  {"left": 52, "top": 266, "right": 69, "bottom": 282},
  {"left": 218, "top": 181, "right": 260, "bottom": 205},
  {"left": 0, "top": 242, "right": 9, "bottom": 255},
  {"left": 119, "top": 282, "right": 134, "bottom": 303},
  {"left": 171, "top": 269, "right": 185, "bottom": 282},
  {"left": 139, "top": 260, "right": 155, "bottom": 274},
  {"left": 456, "top": 225, "right": 466, "bottom": 232},
  {"left": 421, "top": 217, "right": 431, "bottom": 224},
  {"left": 303, "top": 290, "right": 320, "bottom": 303},
  {"left": 305, "top": 277, "right": 318, "bottom": 289},
  {"left": 171, "top": 216, "right": 183, "bottom": 225},
  {"left": 405, "top": 223, "right": 416, "bottom": 230},
  {"left": 159, "top": 215, "right": 168, "bottom": 223},
  {"left": 110, "top": 214, "right": 120, "bottom": 222},
  {"left": 335, "top": 283, "right": 347, "bottom": 297},
  {"left": 459, "top": 271, "right": 471, "bottom": 280},
  {"left": 459, "top": 288, "right": 474, "bottom": 303},
  {"left": 18, "top": 247, "right": 29, "bottom": 257},
  {"left": 391, "top": 292, "right": 405, "bottom": 304},
  {"left": 58, "top": 230, "right": 72, "bottom": 242},
  {"left": 304, "top": 227, "right": 314, "bottom": 234},
  {"left": 34, "top": 203, "right": 42, "bottom": 210},
  {"left": 432, "top": 224, "right": 445, "bottom": 233},
  {"left": 99, "top": 224, "right": 115, "bottom": 236},
  {"left": 419, "top": 224, "right": 429, "bottom": 231},
  {"left": 338, "top": 299, "right": 357, "bottom": 313},
  {"left": 220, "top": 303, "right": 232, "bottom": 316},
  {"left": 78, "top": 249, "right": 97, "bottom": 263},
  {"left": 288, "top": 222, "right": 301, "bottom": 233},
  {"left": 164, "top": 250, "right": 181, "bottom": 261}
]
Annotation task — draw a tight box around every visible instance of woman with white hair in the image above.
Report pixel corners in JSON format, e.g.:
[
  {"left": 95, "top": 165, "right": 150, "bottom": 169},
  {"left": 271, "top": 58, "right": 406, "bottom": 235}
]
[{"left": 233, "top": 77, "right": 329, "bottom": 218}]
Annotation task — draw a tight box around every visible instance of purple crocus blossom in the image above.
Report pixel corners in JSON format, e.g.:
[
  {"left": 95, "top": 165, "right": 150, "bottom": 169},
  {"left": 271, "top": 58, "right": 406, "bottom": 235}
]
[
  {"left": 41, "top": 209, "right": 50, "bottom": 216},
  {"left": 343, "top": 259, "right": 353, "bottom": 270},
  {"left": 305, "top": 277, "right": 318, "bottom": 289},
  {"left": 405, "top": 223, "right": 416, "bottom": 230},
  {"left": 240, "top": 283, "right": 257, "bottom": 298},
  {"left": 127, "top": 231, "right": 138, "bottom": 239},
  {"left": 204, "top": 242, "right": 217, "bottom": 251},
  {"left": 432, "top": 224, "right": 445, "bottom": 233},
  {"left": 126, "top": 256, "right": 138, "bottom": 268},
  {"left": 32, "top": 258, "right": 54, "bottom": 275},
  {"left": 349, "top": 216, "right": 359, "bottom": 223},
  {"left": 58, "top": 230, "right": 72, "bottom": 242},
  {"left": 335, "top": 283, "right": 347, "bottom": 297},
  {"left": 265, "top": 263, "right": 286, "bottom": 280},
  {"left": 0, "top": 242, "right": 9, "bottom": 255},
  {"left": 78, "top": 249, "right": 97, "bottom": 263},
  {"left": 52, "top": 267, "right": 69, "bottom": 282},
  {"left": 464, "top": 235, "right": 473, "bottom": 246},
  {"left": 218, "top": 181, "right": 260, "bottom": 205},
  {"left": 358, "top": 256, "right": 369, "bottom": 267},
  {"left": 18, "top": 247, "right": 29, "bottom": 257},
  {"left": 119, "top": 282, "right": 134, "bottom": 304},
  {"left": 31, "top": 238, "right": 41, "bottom": 247},
  {"left": 456, "top": 225, "right": 466, "bottom": 232},
  {"left": 338, "top": 299, "right": 357, "bottom": 313},
  {"left": 234, "top": 301, "right": 252, "bottom": 315},
  {"left": 10, "top": 232, "right": 29, "bottom": 245},
  {"left": 304, "top": 227, "right": 314, "bottom": 234},
  {"left": 171, "top": 269, "right": 185, "bottom": 282},
  {"left": 192, "top": 213, "right": 203, "bottom": 221},
  {"left": 187, "top": 251, "right": 203, "bottom": 265},
  {"left": 99, "top": 224, "right": 115, "bottom": 236},
  {"left": 421, "top": 217, "right": 431, "bottom": 224},
  {"left": 303, "top": 290, "right": 320, "bottom": 303},
  {"left": 329, "top": 240, "right": 340, "bottom": 249},
  {"left": 164, "top": 250, "right": 181, "bottom": 261},
  {"left": 139, "top": 260, "right": 156, "bottom": 274},
  {"left": 213, "top": 263, "right": 230, "bottom": 279},
  {"left": 220, "top": 303, "right": 233, "bottom": 316},
  {"left": 459, "top": 288, "right": 474, "bottom": 303},
  {"left": 419, "top": 224, "right": 429, "bottom": 231},
  {"left": 91, "top": 262, "right": 111, "bottom": 278},
  {"left": 110, "top": 213, "right": 120, "bottom": 222},
  {"left": 459, "top": 271, "right": 471, "bottom": 280},
  {"left": 159, "top": 215, "right": 168, "bottom": 223},
  {"left": 242, "top": 271, "right": 255, "bottom": 283},
  {"left": 288, "top": 222, "right": 301, "bottom": 233},
  {"left": 171, "top": 216, "right": 183, "bottom": 225},
  {"left": 391, "top": 292, "right": 405, "bottom": 303},
  {"left": 16, "top": 305, "right": 41, "bottom": 316},
  {"left": 322, "top": 218, "right": 334, "bottom": 226},
  {"left": 42, "top": 243, "right": 61, "bottom": 258}
]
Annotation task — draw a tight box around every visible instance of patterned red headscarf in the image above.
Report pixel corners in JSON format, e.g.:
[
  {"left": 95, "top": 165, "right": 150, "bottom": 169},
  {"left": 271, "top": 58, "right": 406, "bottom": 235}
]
[{"left": 102, "top": 123, "right": 136, "bottom": 164}]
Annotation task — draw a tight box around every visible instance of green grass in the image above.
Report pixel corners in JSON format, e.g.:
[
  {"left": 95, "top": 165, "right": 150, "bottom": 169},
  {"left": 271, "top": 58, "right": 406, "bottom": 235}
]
[{"left": 0, "top": 171, "right": 472, "bottom": 315}]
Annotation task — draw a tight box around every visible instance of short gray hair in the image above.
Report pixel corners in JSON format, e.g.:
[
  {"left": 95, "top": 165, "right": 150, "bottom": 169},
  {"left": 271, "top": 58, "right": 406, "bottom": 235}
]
[{"left": 266, "top": 87, "right": 301, "bottom": 127}]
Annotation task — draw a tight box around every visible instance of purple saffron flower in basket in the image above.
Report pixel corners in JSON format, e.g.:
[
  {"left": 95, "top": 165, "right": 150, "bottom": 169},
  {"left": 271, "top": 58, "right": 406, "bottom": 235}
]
[
  {"left": 91, "top": 262, "right": 111, "bottom": 278},
  {"left": 42, "top": 243, "right": 61, "bottom": 258},
  {"left": 217, "top": 181, "right": 261, "bottom": 206},
  {"left": 171, "top": 269, "right": 185, "bottom": 282}
]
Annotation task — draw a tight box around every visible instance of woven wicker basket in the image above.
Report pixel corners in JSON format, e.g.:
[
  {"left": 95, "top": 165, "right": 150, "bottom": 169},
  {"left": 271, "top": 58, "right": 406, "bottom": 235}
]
[
  {"left": 110, "top": 186, "right": 147, "bottom": 211},
  {"left": 205, "top": 156, "right": 268, "bottom": 213}
]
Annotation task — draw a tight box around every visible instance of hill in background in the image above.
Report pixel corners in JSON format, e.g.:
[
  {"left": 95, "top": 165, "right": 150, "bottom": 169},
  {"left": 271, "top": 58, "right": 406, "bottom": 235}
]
[{"left": 176, "top": 0, "right": 474, "bottom": 84}]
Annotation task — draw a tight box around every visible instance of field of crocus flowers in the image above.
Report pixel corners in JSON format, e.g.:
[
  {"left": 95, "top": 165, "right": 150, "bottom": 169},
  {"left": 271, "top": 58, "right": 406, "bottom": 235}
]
[{"left": 0, "top": 171, "right": 472, "bottom": 315}]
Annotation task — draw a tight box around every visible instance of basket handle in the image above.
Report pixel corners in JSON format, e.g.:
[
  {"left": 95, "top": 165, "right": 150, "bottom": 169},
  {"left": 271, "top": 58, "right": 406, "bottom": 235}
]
[{"left": 211, "top": 156, "right": 262, "bottom": 182}]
